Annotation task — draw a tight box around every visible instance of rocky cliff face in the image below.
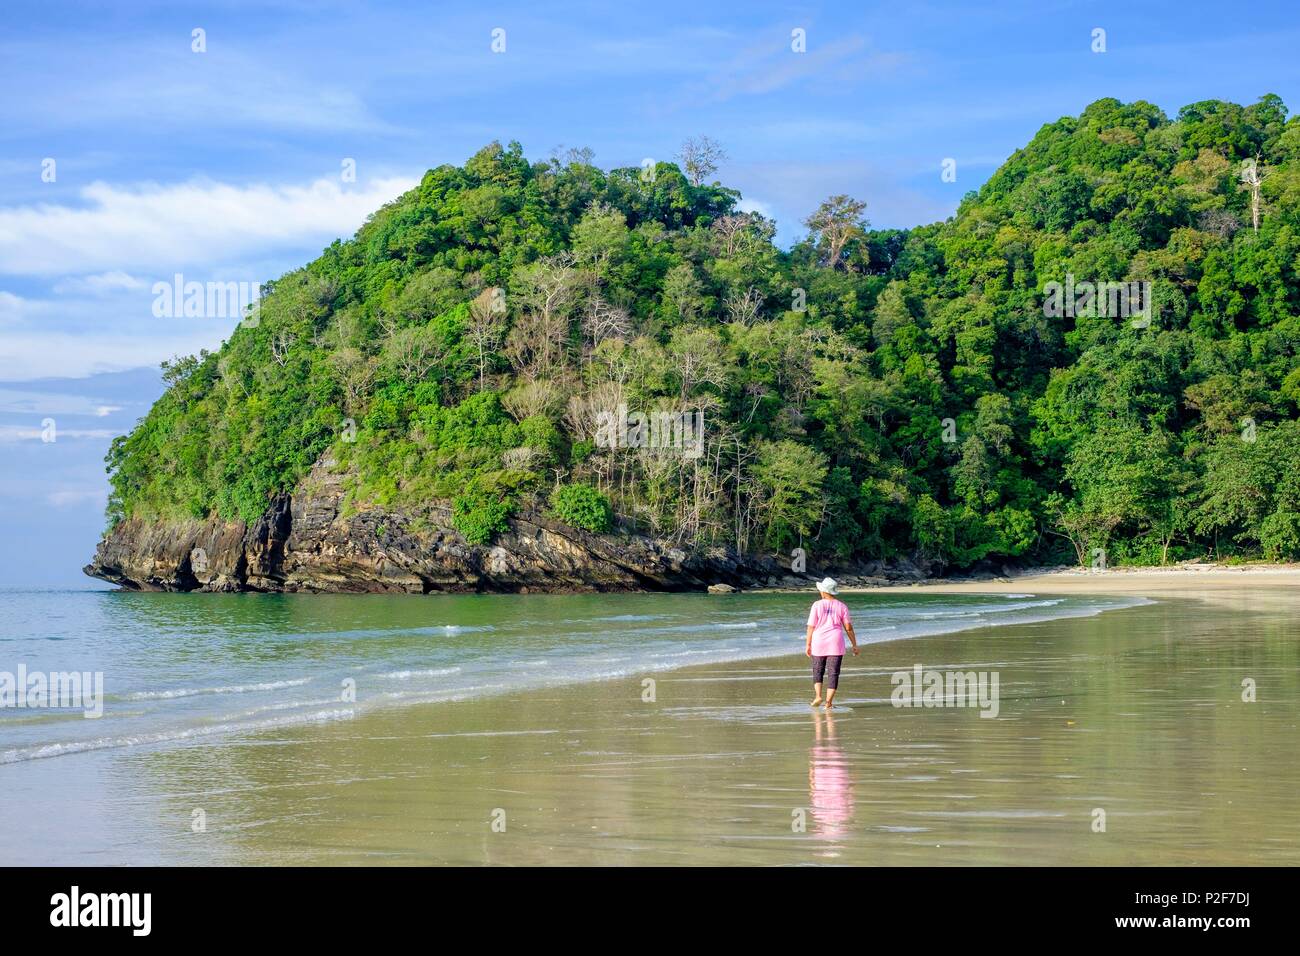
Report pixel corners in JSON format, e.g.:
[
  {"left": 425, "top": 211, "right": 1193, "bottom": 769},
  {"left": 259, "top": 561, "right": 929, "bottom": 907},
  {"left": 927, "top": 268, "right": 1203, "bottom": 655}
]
[{"left": 85, "top": 457, "right": 927, "bottom": 594}]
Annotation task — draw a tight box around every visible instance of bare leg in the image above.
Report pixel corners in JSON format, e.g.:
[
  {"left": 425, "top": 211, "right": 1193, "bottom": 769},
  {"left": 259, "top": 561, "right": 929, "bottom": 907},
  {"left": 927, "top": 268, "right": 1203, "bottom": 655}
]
[
  {"left": 811, "top": 682, "right": 823, "bottom": 707},
  {"left": 824, "top": 687, "right": 836, "bottom": 709}
]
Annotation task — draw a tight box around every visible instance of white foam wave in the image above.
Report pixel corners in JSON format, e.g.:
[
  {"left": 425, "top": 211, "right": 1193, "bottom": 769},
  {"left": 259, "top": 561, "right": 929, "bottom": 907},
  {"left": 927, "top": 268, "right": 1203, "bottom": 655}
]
[
  {"left": 377, "top": 667, "right": 462, "bottom": 680},
  {"left": 120, "top": 677, "right": 313, "bottom": 700},
  {"left": 0, "top": 708, "right": 356, "bottom": 765},
  {"left": 4, "top": 595, "right": 1150, "bottom": 764}
]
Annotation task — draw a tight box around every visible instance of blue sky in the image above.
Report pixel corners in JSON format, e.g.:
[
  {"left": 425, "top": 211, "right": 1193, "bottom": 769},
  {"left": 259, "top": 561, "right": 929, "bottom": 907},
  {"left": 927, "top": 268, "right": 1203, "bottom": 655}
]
[{"left": 1, "top": 0, "right": 1297, "bottom": 586}]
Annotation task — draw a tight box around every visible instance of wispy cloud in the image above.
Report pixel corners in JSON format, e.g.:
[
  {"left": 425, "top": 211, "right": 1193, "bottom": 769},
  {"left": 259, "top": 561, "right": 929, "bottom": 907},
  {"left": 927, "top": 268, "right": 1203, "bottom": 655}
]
[
  {"left": 0, "top": 290, "right": 24, "bottom": 326},
  {"left": 0, "top": 425, "right": 117, "bottom": 442},
  {"left": 0, "top": 386, "right": 129, "bottom": 417},
  {"left": 46, "top": 488, "right": 108, "bottom": 508},
  {"left": 0, "top": 323, "right": 231, "bottom": 382},
  {"left": 736, "top": 197, "right": 775, "bottom": 219},
  {"left": 1, "top": 38, "right": 392, "bottom": 136},
  {"left": 0, "top": 170, "right": 417, "bottom": 380},
  {"left": 0, "top": 175, "right": 418, "bottom": 276},
  {"left": 665, "top": 31, "right": 910, "bottom": 110},
  {"left": 53, "top": 271, "right": 148, "bottom": 296}
]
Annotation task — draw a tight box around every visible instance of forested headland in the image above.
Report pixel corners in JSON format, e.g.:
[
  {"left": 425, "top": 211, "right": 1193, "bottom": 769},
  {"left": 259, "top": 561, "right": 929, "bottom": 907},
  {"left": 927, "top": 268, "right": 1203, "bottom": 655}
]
[{"left": 102, "top": 96, "right": 1300, "bottom": 574}]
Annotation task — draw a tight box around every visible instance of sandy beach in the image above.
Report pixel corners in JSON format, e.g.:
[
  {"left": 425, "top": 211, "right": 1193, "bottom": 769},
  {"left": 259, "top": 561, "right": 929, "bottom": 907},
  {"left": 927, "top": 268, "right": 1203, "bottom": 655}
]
[
  {"left": 3, "top": 581, "right": 1297, "bottom": 866},
  {"left": 859, "top": 564, "right": 1300, "bottom": 595}
]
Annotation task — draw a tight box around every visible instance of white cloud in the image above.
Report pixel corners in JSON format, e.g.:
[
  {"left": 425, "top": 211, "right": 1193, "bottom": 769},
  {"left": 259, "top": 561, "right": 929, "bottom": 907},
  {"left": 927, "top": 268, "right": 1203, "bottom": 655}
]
[
  {"left": 47, "top": 489, "right": 108, "bottom": 508},
  {"left": 1, "top": 39, "right": 392, "bottom": 137},
  {"left": 0, "top": 425, "right": 117, "bottom": 442},
  {"left": 53, "top": 271, "right": 148, "bottom": 296},
  {"left": 0, "top": 175, "right": 418, "bottom": 276},
  {"left": 0, "top": 325, "right": 229, "bottom": 382},
  {"left": 0, "top": 290, "right": 24, "bottom": 326},
  {"left": 736, "top": 197, "right": 774, "bottom": 220},
  {"left": 664, "top": 33, "right": 910, "bottom": 110},
  {"left": 0, "top": 387, "right": 125, "bottom": 416},
  {"left": 0, "top": 172, "right": 420, "bottom": 379}
]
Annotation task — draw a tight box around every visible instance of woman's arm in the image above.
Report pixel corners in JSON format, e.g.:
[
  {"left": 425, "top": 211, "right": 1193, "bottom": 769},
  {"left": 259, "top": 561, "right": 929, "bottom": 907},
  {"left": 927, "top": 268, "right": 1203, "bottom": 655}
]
[
  {"left": 845, "top": 622, "right": 859, "bottom": 656},
  {"left": 805, "top": 625, "right": 814, "bottom": 657}
]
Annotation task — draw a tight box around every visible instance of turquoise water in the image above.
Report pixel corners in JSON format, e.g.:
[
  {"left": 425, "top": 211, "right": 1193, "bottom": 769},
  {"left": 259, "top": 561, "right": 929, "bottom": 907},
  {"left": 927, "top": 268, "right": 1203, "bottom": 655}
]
[{"left": 0, "top": 588, "right": 1144, "bottom": 765}]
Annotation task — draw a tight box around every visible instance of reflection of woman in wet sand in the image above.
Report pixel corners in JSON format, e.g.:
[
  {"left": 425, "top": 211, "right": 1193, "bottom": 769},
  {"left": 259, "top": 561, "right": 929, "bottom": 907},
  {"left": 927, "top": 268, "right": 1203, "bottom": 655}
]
[
  {"left": 804, "top": 578, "right": 858, "bottom": 709},
  {"left": 808, "top": 709, "right": 854, "bottom": 843}
]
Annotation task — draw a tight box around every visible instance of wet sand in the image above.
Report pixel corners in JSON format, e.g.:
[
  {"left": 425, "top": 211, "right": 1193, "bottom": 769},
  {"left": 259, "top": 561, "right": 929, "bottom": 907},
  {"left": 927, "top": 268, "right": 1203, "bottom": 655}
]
[
  {"left": 861, "top": 564, "right": 1300, "bottom": 595},
  {"left": 4, "top": 588, "right": 1296, "bottom": 865}
]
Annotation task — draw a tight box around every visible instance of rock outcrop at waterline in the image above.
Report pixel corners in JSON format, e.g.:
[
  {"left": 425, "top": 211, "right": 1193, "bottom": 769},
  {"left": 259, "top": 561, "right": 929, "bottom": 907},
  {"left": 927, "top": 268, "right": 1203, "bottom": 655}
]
[{"left": 84, "top": 459, "right": 925, "bottom": 594}]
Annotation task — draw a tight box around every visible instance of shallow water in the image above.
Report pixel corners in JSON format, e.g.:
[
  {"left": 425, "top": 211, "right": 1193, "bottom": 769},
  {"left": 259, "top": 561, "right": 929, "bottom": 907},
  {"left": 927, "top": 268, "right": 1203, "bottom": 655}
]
[
  {"left": 0, "top": 588, "right": 1138, "bottom": 765},
  {"left": 1, "top": 588, "right": 1296, "bottom": 865}
]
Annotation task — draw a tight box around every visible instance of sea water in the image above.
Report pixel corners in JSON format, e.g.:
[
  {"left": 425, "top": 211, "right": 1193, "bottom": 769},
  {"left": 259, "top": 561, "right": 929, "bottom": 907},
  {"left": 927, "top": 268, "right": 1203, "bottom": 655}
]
[{"left": 0, "top": 587, "right": 1142, "bottom": 765}]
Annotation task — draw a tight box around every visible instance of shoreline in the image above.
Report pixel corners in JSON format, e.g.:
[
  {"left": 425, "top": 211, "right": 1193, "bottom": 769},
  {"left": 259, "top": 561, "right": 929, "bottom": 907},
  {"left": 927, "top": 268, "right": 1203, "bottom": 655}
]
[
  {"left": 840, "top": 563, "right": 1300, "bottom": 595},
  {"left": 7, "top": 587, "right": 1296, "bottom": 865},
  {"left": 74, "top": 561, "right": 1300, "bottom": 598},
  {"left": 1, "top": 589, "right": 1147, "bottom": 768}
]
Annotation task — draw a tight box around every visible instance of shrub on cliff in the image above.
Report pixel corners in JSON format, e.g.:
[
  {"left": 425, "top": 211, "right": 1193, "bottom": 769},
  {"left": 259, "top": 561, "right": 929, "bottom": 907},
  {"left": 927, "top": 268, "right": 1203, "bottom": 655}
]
[
  {"left": 549, "top": 483, "right": 612, "bottom": 534},
  {"left": 452, "top": 490, "right": 515, "bottom": 545}
]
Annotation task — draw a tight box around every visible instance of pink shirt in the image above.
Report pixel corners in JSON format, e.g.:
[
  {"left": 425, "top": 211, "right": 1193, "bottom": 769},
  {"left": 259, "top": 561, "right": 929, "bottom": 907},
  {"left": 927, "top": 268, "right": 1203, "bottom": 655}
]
[{"left": 807, "top": 598, "right": 851, "bottom": 656}]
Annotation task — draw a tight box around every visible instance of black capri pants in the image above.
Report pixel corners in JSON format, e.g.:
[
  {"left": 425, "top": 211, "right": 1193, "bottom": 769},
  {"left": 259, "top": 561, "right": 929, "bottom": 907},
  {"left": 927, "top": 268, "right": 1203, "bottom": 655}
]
[{"left": 811, "top": 654, "right": 843, "bottom": 690}]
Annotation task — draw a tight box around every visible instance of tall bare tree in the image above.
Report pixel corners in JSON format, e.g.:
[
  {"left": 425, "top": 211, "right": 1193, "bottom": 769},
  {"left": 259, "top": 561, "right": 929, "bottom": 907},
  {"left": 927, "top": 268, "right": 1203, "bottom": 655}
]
[
  {"left": 723, "top": 286, "right": 764, "bottom": 326},
  {"left": 709, "top": 213, "right": 748, "bottom": 257},
  {"left": 505, "top": 254, "right": 583, "bottom": 379},
  {"left": 270, "top": 330, "right": 295, "bottom": 367},
  {"left": 1239, "top": 156, "right": 1264, "bottom": 233},
  {"left": 677, "top": 136, "right": 727, "bottom": 187},
  {"left": 582, "top": 295, "right": 632, "bottom": 354},
  {"left": 668, "top": 327, "right": 728, "bottom": 401},
  {"left": 380, "top": 325, "right": 439, "bottom": 381},
  {"left": 465, "top": 288, "right": 506, "bottom": 391},
  {"left": 328, "top": 346, "right": 377, "bottom": 412}
]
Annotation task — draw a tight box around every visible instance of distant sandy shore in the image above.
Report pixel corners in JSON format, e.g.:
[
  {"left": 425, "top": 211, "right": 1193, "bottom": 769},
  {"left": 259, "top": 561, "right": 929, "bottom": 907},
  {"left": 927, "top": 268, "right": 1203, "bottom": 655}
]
[{"left": 854, "top": 563, "right": 1300, "bottom": 595}]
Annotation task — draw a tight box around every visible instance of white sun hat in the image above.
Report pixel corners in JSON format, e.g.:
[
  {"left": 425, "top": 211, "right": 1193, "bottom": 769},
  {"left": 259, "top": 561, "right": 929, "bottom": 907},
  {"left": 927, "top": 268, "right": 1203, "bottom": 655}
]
[{"left": 815, "top": 577, "right": 838, "bottom": 595}]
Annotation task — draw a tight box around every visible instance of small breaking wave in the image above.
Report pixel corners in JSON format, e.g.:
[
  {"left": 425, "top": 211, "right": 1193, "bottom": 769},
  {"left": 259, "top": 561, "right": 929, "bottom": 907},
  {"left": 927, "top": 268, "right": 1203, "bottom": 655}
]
[
  {"left": 0, "top": 708, "right": 356, "bottom": 765},
  {"left": 118, "top": 678, "right": 313, "bottom": 701},
  {"left": 1, "top": 592, "right": 1149, "bottom": 765},
  {"left": 377, "top": 666, "right": 462, "bottom": 680}
]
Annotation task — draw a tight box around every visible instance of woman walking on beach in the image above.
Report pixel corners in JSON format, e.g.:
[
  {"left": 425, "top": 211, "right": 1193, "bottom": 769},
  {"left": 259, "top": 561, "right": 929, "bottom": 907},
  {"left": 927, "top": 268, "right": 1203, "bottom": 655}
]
[{"left": 805, "top": 578, "right": 858, "bottom": 710}]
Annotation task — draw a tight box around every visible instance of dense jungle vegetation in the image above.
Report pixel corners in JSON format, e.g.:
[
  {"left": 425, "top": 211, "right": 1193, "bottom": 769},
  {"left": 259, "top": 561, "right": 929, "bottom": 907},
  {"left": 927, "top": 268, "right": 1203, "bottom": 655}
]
[{"left": 105, "top": 96, "right": 1300, "bottom": 568}]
